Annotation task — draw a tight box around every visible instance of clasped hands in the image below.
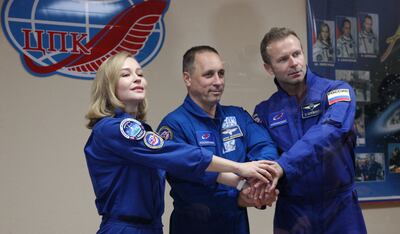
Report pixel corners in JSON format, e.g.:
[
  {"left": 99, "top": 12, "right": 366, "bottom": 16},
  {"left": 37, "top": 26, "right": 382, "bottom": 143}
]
[{"left": 237, "top": 160, "right": 283, "bottom": 208}]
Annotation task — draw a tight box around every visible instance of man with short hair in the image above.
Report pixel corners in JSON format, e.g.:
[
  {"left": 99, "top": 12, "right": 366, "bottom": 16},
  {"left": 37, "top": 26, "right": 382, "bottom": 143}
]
[
  {"left": 254, "top": 27, "right": 367, "bottom": 233},
  {"left": 359, "top": 15, "right": 378, "bottom": 55},
  {"left": 337, "top": 18, "right": 356, "bottom": 58},
  {"left": 158, "top": 45, "right": 278, "bottom": 234}
]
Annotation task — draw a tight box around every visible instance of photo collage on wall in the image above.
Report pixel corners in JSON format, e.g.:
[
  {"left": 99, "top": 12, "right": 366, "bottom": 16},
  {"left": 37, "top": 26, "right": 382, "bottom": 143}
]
[
  {"left": 312, "top": 13, "right": 379, "bottom": 66},
  {"left": 307, "top": 0, "right": 400, "bottom": 201}
]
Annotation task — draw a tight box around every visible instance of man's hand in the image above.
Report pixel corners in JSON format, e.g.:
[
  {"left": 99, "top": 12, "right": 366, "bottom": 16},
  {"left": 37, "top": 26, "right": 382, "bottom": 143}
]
[
  {"left": 238, "top": 179, "right": 279, "bottom": 208},
  {"left": 263, "top": 161, "right": 284, "bottom": 193}
]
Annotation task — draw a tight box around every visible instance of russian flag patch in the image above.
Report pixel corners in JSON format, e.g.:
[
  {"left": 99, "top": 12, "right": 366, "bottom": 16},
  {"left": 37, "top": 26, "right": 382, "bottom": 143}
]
[{"left": 327, "top": 89, "right": 351, "bottom": 105}]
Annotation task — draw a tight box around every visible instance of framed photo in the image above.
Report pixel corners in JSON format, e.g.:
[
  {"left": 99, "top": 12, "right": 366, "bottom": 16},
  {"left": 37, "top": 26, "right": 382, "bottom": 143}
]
[
  {"left": 308, "top": 0, "right": 400, "bottom": 202},
  {"left": 388, "top": 144, "right": 400, "bottom": 173},
  {"left": 355, "top": 153, "right": 385, "bottom": 182}
]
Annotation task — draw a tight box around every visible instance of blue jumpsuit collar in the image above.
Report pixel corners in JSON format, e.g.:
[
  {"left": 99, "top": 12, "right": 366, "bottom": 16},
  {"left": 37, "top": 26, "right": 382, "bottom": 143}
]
[
  {"left": 114, "top": 108, "right": 138, "bottom": 119},
  {"left": 114, "top": 108, "right": 125, "bottom": 117},
  {"left": 273, "top": 67, "right": 316, "bottom": 100},
  {"left": 183, "top": 95, "right": 223, "bottom": 119}
]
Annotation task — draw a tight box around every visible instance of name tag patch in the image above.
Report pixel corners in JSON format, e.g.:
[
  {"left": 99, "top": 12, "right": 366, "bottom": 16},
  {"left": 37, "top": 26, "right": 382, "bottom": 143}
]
[
  {"left": 302, "top": 102, "right": 322, "bottom": 119},
  {"left": 221, "top": 126, "right": 243, "bottom": 142},
  {"left": 269, "top": 111, "right": 288, "bottom": 128},
  {"left": 196, "top": 131, "right": 216, "bottom": 146},
  {"left": 327, "top": 89, "right": 351, "bottom": 105}
]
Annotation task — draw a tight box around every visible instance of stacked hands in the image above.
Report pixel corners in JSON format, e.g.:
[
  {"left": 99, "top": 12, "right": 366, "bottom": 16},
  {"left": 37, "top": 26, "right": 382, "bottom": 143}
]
[{"left": 236, "top": 160, "right": 283, "bottom": 208}]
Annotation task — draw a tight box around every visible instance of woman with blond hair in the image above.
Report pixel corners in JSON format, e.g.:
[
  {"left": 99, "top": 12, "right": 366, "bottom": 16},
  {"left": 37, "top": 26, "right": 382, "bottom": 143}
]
[
  {"left": 313, "top": 22, "right": 334, "bottom": 62},
  {"left": 84, "top": 51, "right": 276, "bottom": 234}
]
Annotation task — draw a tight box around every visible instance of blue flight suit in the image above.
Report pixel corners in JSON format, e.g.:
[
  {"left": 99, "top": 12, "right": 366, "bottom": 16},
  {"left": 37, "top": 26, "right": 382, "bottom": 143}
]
[
  {"left": 84, "top": 109, "right": 213, "bottom": 234},
  {"left": 253, "top": 68, "right": 367, "bottom": 234},
  {"left": 157, "top": 96, "right": 278, "bottom": 234}
]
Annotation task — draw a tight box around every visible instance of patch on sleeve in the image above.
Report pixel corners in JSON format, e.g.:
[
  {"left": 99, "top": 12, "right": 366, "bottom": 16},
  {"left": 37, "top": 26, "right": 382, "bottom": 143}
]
[
  {"left": 252, "top": 113, "right": 262, "bottom": 123},
  {"left": 120, "top": 118, "right": 145, "bottom": 140},
  {"left": 158, "top": 126, "right": 173, "bottom": 140},
  {"left": 143, "top": 131, "right": 164, "bottom": 149},
  {"left": 327, "top": 89, "right": 351, "bottom": 105}
]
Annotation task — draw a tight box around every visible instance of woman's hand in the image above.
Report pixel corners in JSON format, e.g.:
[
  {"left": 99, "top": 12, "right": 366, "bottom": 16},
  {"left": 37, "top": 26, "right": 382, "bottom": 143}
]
[{"left": 235, "top": 160, "right": 278, "bottom": 183}]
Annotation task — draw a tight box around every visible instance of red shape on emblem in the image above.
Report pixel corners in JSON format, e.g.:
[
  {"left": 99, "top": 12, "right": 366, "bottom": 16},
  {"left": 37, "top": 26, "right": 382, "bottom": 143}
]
[{"left": 23, "top": 0, "right": 167, "bottom": 74}]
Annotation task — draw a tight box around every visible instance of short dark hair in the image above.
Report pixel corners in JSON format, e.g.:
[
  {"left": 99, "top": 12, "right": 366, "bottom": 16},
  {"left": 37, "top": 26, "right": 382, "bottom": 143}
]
[
  {"left": 341, "top": 18, "right": 351, "bottom": 30},
  {"left": 364, "top": 14, "right": 372, "bottom": 22},
  {"left": 183, "top": 45, "right": 219, "bottom": 74},
  {"left": 260, "top": 27, "right": 300, "bottom": 64}
]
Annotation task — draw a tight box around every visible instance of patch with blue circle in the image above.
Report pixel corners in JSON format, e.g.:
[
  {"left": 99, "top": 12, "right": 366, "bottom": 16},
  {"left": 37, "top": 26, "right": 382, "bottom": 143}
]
[
  {"left": 1, "top": 0, "right": 170, "bottom": 79},
  {"left": 120, "top": 118, "right": 145, "bottom": 140},
  {"left": 143, "top": 131, "right": 164, "bottom": 149}
]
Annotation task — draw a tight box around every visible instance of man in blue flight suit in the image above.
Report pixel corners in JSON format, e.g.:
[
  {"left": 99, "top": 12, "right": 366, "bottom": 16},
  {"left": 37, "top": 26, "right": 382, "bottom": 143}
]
[
  {"left": 253, "top": 27, "right": 367, "bottom": 233},
  {"left": 157, "top": 45, "right": 279, "bottom": 234}
]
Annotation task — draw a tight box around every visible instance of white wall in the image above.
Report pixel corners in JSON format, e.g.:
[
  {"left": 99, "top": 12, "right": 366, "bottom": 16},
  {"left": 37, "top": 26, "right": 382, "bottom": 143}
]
[{"left": 1, "top": 0, "right": 399, "bottom": 233}]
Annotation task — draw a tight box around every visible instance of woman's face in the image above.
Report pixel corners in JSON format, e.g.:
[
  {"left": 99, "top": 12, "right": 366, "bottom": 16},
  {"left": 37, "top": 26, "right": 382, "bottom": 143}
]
[
  {"left": 320, "top": 25, "right": 329, "bottom": 41},
  {"left": 116, "top": 57, "right": 147, "bottom": 106}
]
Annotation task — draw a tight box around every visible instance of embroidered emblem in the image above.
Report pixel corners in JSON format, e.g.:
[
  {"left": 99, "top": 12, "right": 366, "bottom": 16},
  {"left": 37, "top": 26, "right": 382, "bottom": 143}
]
[
  {"left": 196, "top": 131, "right": 216, "bottom": 146},
  {"left": 221, "top": 126, "right": 243, "bottom": 142},
  {"left": 302, "top": 102, "right": 322, "bottom": 119},
  {"left": 158, "top": 126, "right": 173, "bottom": 140},
  {"left": 120, "top": 118, "right": 145, "bottom": 140},
  {"left": 223, "top": 140, "right": 236, "bottom": 154},
  {"left": 143, "top": 131, "right": 164, "bottom": 149},
  {"left": 269, "top": 111, "right": 288, "bottom": 128},
  {"left": 222, "top": 116, "right": 238, "bottom": 129},
  {"left": 252, "top": 113, "right": 262, "bottom": 123},
  {"left": 327, "top": 89, "right": 351, "bottom": 105}
]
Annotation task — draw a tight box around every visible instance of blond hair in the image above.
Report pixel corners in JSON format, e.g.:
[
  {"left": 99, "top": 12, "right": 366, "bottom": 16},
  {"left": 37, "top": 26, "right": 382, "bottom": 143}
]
[{"left": 85, "top": 51, "right": 147, "bottom": 129}]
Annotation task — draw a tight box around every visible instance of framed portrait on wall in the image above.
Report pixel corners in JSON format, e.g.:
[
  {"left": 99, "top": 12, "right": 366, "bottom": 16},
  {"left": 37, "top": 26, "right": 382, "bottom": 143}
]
[{"left": 307, "top": 0, "right": 400, "bottom": 202}]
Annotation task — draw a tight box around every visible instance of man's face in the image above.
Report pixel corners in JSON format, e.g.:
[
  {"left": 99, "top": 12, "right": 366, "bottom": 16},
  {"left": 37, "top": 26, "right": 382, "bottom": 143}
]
[
  {"left": 364, "top": 17, "right": 373, "bottom": 32},
  {"left": 185, "top": 52, "right": 225, "bottom": 109},
  {"left": 343, "top": 21, "right": 351, "bottom": 37},
  {"left": 370, "top": 155, "right": 376, "bottom": 162},
  {"left": 264, "top": 35, "right": 306, "bottom": 88}
]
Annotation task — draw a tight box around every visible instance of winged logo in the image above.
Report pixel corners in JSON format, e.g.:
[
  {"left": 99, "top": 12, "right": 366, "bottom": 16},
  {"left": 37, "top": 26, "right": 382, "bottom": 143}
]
[{"left": 222, "top": 127, "right": 238, "bottom": 136}]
